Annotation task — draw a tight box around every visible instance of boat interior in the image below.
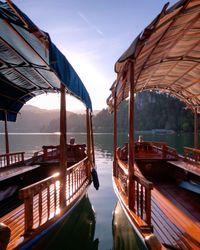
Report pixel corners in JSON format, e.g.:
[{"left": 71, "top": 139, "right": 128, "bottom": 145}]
[
  {"left": 116, "top": 142, "right": 200, "bottom": 249},
  {"left": 0, "top": 142, "right": 87, "bottom": 215},
  {"left": 34, "top": 143, "right": 87, "bottom": 166}
]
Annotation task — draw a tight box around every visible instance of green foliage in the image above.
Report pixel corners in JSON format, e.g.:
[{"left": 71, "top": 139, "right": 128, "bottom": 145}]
[
  {"left": 93, "top": 108, "right": 113, "bottom": 132},
  {"left": 93, "top": 91, "right": 198, "bottom": 133},
  {"left": 133, "top": 91, "right": 195, "bottom": 132},
  {"left": 41, "top": 113, "right": 86, "bottom": 133}
]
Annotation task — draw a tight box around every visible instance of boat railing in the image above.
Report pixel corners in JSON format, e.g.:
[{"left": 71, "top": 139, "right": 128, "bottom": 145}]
[
  {"left": 116, "top": 148, "right": 128, "bottom": 194},
  {"left": 0, "top": 152, "right": 25, "bottom": 168},
  {"left": 19, "top": 173, "right": 60, "bottom": 235},
  {"left": 148, "top": 142, "right": 178, "bottom": 159},
  {"left": 42, "top": 144, "right": 86, "bottom": 162},
  {"left": 116, "top": 148, "right": 153, "bottom": 227},
  {"left": 134, "top": 170, "right": 153, "bottom": 226},
  {"left": 184, "top": 147, "right": 200, "bottom": 165},
  {"left": 19, "top": 156, "right": 91, "bottom": 236},
  {"left": 134, "top": 141, "right": 178, "bottom": 159},
  {"left": 67, "top": 157, "right": 91, "bottom": 200}
]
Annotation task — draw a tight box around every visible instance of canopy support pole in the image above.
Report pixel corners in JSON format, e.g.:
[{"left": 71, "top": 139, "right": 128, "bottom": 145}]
[
  {"left": 113, "top": 90, "right": 117, "bottom": 177},
  {"left": 86, "top": 108, "right": 91, "bottom": 163},
  {"left": 194, "top": 107, "right": 198, "bottom": 149},
  {"left": 90, "top": 112, "right": 95, "bottom": 166},
  {"left": 128, "top": 61, "right": 135, "bottom": 211},
  {"left": 4, "top": 111, "right": 10, "bottom": 166},
  {"left": 59, "top": 83, "right": 67, "bottom": 209}
]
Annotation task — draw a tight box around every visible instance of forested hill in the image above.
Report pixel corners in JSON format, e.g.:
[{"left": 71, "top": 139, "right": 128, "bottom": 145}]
[
  {"left": 0, "top": 105, "right": 60, "bottom": 133},
  {"left": 93, "top": 91, "right": 197, "bottom": 133},
  {"left": 116, "top": 92, "right": 197, "bottom": 133},
  {"left": 0, "top": 92, "right": 198, "bottom": 133}
]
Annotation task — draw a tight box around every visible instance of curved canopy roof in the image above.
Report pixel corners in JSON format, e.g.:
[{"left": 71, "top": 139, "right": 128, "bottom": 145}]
[
  {"left": 107, "top": 0, "right": 200, "bottom": 113},
  {"left": 0, "top": 1, "right": 92, "bottom": 122}
]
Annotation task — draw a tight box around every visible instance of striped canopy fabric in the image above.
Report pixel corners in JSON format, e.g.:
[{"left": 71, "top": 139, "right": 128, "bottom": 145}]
[
  {"left": 0, "top": 1, "right": 92, "bottom": 121},
  {"left": 107, "top": 0, "right": 200, "bottom": 113}
]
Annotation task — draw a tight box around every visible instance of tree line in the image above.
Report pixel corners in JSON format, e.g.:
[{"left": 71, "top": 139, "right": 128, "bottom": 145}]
[{"left": 41, "top": 92, "right": 198, "bottom": 133}]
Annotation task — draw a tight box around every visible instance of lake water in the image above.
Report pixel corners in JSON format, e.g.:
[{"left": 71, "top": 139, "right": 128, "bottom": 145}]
[{"left": 0, "top": 132, "right": 197, "bottom": 250}]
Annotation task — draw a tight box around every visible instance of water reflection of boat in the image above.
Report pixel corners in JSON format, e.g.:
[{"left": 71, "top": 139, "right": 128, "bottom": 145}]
[
  {"left": 29, "top": 195, "right": 98, "bottom": 250},
  {"left": 112, "top": 202, "right": 147, "bottom": 250},
  {"left": 107, "top": 0, "right": 200, "bottom": 249},
  {"left": 0, "top": 1, "right": 98, "bottom": 249}
]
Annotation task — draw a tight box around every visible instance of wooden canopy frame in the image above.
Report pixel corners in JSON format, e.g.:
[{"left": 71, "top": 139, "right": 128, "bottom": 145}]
[
  {"left": 108, "top": 0, "right": 200, "bottom": 152},
  {"left": 107, "top": 0, "right": 200, "bottom": 114}
]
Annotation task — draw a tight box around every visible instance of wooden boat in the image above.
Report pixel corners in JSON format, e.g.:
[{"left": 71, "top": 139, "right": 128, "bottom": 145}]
[
  {"left": 107, "top": 0, "right": 200, "bottom": 249},
  {"left": 0, "top": 1, "right": 98, "bottom": 249}
]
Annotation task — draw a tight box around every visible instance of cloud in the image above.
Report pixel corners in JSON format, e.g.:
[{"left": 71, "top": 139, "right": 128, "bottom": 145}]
[{"left": 77, "top": 11, "right": 104, "bottom": 37}]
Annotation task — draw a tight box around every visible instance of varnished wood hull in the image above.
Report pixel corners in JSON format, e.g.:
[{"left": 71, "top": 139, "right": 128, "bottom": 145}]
[
  {"left": 112, "top": 201, "right": 148, "bottom": 250},
  {"left": 17, "top": 188, "right": 90, "bottom": 250},
  {"left": 113, "top": 143, "right": 200, "bottom": 249},
  {"left": 28, "top": 195, "right": 96, "bottom": 250},
  {"left": 113, "top": 176, "right": 151, "bottom": 246}
]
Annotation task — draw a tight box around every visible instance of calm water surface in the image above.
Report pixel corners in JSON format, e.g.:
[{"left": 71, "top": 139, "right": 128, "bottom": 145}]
[{"left": 0, "top": 132, "right": 197, "bottom": 250}]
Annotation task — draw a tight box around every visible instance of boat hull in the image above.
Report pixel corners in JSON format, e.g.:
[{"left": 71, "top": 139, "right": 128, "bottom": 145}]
[{"left": 19, "top": 191, "right": 91, "bottom": 250}]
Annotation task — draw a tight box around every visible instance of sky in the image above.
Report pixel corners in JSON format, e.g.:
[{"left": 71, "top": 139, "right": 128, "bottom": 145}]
[{"left": 13, "top": 0, "right": 178, "bottom": 111}]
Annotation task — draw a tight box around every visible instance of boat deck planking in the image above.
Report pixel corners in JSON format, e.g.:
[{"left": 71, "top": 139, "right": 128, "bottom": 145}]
[
  {"left": 114, "top": 174, "right": 200, "bottom": 249},
  {"left": 152, "top": 184, "right": 200, "bottom": 250},
  {"left": 155, "top": 182, "right": 200, "bottom": 224}
]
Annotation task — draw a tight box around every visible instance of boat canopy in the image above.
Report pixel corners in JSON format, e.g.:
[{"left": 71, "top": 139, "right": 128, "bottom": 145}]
[
  {"left": 107, "top": 0, "right": 200, "bottom": 113},
  {"left": 0, "top": 1, "right": 92, "bottom": 122}
]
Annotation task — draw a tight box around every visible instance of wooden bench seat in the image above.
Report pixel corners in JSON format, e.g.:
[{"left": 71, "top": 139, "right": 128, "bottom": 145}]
[
  {"left": 168, "top": 160, "right": 200, "bottom": 177},
  {"left": 0, "top": 165, "right": 40, "bottom": 182}
]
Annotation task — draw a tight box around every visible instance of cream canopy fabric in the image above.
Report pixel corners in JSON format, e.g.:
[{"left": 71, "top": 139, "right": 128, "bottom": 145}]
[{"left": 107, "top": 0, "right": 200, "bottom": 113}]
